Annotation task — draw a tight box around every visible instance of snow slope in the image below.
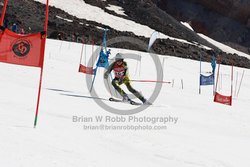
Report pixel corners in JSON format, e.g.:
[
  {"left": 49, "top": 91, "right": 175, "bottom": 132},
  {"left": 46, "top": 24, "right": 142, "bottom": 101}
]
[
  {"left": 198, "top": 33, "right": 250, "bottom": 59},
  {"left": 181, "top": 22, "right": 194, "bottom": 31},
  {"left": 0, "top": 39, "right": 250, "bottom": 167},
  {"left": 106, "top": 4, "right": 127, "bottom": 16},
  {"left": 34, "top": 0, "right": 161, "bottom": 38}
]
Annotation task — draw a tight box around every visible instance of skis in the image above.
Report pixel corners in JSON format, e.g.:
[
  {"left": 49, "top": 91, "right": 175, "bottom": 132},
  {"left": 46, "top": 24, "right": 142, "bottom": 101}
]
[{"left": 109, "top": 97, "right": 142, "bottom": 105}]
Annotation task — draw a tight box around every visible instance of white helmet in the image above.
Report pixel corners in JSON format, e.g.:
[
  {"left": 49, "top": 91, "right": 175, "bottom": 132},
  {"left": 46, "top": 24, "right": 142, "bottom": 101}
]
[{"left": 115, "top": 53, "right": 124, "bottom": 61}]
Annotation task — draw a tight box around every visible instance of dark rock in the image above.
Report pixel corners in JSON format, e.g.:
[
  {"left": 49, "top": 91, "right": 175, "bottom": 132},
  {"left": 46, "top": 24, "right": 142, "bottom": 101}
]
[{"left": 153, "top": 0, "right": 250, "bottom": 52}]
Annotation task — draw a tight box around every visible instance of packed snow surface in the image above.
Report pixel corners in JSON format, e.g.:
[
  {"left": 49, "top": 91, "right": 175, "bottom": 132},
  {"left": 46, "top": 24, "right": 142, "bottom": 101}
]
[{"left": 0, "top": 39, "right": 250, "bottom": 167}]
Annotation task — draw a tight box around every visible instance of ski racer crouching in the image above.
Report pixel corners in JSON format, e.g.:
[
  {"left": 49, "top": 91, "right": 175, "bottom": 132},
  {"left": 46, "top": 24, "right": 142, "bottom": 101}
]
[{"left": 104, "top": 53, "right": 151, "bottom": 105}]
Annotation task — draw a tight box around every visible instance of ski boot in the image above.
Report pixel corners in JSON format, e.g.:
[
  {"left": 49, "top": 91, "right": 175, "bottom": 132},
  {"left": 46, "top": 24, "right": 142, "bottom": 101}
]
[
  {"left": 141, "top": 98, "right": 152, "bottom": 105},
  {"left": 122, "top": 94, "right": 131, "bottom": 103}
]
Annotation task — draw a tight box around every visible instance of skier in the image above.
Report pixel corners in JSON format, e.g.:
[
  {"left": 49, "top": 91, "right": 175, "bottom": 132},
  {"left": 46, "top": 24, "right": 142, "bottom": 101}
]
[
  {"left": 20, "top": 28, "right": 25, "bottom": 34},
  {"left": 104, "top": 53, "right": 151, "bottom": 105},
  {"left": 4, "top": 19, "right": 9, "bottom": 28},
  {"left": 107, "top": 49, "right": 111, "bottom": 57},
  {"left": 12, "top": 23, "right": 17, "bottom": 33}
]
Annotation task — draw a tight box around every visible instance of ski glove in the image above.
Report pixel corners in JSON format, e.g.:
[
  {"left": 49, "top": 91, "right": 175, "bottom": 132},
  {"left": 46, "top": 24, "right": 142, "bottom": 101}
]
[
  {"left": 104, "top": 72, "right": 109, "bottom": 79},
  {"left": 118, "top": 76, "right": 125, "bottom": 84}
]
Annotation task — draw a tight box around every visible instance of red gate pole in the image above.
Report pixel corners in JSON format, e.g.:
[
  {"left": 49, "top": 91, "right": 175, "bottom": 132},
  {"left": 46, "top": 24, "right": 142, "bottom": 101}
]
[
  {"left": 230, "top": 62, "right": 234, "bottom": 105},
  {"left": 34, "top": 0, "right": 49, "bottom": 127},
  {"left": 0, "top": 0, "right": 8, "bottom": 26}
]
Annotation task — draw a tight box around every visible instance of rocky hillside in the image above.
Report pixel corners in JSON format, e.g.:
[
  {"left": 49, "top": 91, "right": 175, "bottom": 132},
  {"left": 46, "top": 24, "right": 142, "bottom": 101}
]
[
  {"left": 1, "top": 0, "right": 250, "bottom": 68},
  {"left": 153, "top": 0, "right": 250, "bottom": 54}
]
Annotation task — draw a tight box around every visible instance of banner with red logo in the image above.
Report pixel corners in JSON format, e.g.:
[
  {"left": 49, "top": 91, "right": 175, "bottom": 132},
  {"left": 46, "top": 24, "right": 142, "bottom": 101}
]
[
  {"left": 0, "top": 0, "right": 49, "bottom": 127},
  {"left": 214, "top": 92, "right": 232, "bottom": 106},
  {"left": 0, "top": 29, "right": 45, "bottom": 67},
  {"left": 213, "top": 59, "right": 234, "bottom": 106},
  {"left": 79, "top": 64, "right": 96, "bottom": 75}
]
